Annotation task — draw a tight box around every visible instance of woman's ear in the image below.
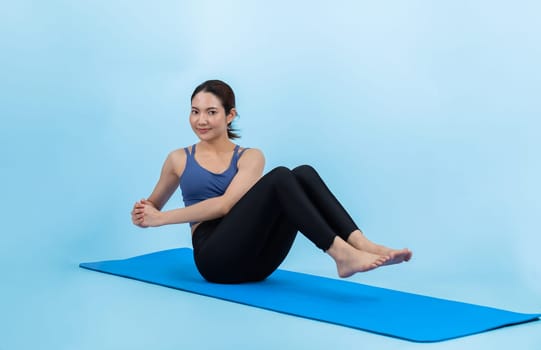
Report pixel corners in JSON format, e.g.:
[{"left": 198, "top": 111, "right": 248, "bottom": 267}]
[{"left": 226, "top": 108, "right": 237, "bottom": 124}]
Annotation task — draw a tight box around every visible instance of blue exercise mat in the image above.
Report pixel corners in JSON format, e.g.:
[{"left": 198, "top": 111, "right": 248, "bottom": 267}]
[{"left": 80, "top": 248, "right": 539, "bottom": 342}]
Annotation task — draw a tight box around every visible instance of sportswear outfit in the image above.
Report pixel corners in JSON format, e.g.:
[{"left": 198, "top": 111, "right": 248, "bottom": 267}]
[{"left": 180, "top": 144, "right": 359, "bottom": 284}]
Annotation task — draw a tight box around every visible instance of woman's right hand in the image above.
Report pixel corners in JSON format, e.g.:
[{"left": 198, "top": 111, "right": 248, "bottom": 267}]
[{"left": 131, "top": 198, "right": 156, "bottom": 228}]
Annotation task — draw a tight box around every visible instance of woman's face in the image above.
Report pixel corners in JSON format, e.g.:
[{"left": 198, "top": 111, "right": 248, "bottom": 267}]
[{"left": 190, "top": 91, "right": 235, "bottom": 141}]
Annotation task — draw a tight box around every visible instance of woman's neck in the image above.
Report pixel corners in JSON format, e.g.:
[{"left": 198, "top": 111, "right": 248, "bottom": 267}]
[{"left": 197, "top": 138, "right": 235, "bottom": 154}]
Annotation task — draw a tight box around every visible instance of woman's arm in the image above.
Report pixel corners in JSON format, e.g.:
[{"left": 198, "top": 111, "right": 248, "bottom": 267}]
[
  {"left": 131, "top": 150, "right": 185, "bottom": 227},
  {"left": 145, "top": 150, "right": 186, "bottom": 210},
  {"left": 137, "top": 148, "right": 265, "bottom": 227}
]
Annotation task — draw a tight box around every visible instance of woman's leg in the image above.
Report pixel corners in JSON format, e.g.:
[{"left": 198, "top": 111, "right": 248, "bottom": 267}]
[
  {"left": 291, "top": 165, "right": 358, "bottom": 241},
  {"left": 258, "top": 165, "right": 412, "bottom": 269},
  {"left": 291, "top": 165, "right": 412, "bottom": 264},
  {"left": 192, "top": 213, "right": 296, "bottom": 283},
  {"left": 193, "top": 167, "right": 389, "bottom": 283},
  {"left": 291, "top": 163, "right": 398, "bottom": 267},
  {"left": 194, "top": 166, "right": 332, "bottom": 283},
  {"left": 193, "top": 167, "right": 305, "bottom": 283}
]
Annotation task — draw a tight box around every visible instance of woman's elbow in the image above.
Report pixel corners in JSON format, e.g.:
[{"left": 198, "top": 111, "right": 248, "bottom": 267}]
[
  {"left": 219, "top": 197, "right": 237, "bottom": 217},
  {"left": 220, "top": 202, "right": 233, "bottom": 217}
]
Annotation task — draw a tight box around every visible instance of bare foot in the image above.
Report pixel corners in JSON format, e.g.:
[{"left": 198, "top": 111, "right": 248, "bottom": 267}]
[
  {"left": 348, "top": 230, "right": 412, "bottom": 266},
  {"left": 326, "top": 237, "right": 390, "bottom": 278},
  {"left": 336, "top": 250, "right": 390, "bottom": 277},
  {"left": 382, "top": 248, "right": 412, "bottom": 266}
]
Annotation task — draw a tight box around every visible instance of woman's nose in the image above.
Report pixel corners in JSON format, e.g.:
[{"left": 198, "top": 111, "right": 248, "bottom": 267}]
[{"left": 197, "top": 115, "right": 208, "bottom": 124}]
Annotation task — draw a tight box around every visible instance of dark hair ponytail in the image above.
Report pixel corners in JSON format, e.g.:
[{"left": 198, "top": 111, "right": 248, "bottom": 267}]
[{"left": 191, "top": 80, "right": 240, "bottom": 139}]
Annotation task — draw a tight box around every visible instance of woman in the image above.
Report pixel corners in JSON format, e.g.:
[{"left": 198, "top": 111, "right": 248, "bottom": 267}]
[{"left": 131, "top": 80, "right": 412, "bottom": 284}]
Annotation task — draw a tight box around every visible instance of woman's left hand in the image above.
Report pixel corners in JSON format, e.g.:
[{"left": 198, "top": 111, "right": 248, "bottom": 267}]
[{"left": 133, "top": 199, "right": 164, "bottom": 227}]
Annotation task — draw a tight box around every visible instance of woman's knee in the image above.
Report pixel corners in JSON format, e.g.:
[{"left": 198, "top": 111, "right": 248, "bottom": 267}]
[
  {"left": 292, "top": 164, "right": 318, "bottom": 178},
  {"left": 264, "top": 166, "right": 303, "bottom": 191},
  {"left": 267, "top": 166, "right": 292, "bottom": 180},
  {"left": 269, "top": 166, "right": 290, "bottom": 174}
]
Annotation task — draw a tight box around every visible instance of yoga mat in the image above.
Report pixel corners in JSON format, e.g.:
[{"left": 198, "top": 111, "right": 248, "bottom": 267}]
[{"left": 80, "top": 248, "right": 540, "bottom": 342}]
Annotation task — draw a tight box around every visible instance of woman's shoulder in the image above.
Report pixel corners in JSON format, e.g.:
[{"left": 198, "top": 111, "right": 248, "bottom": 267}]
[
  {"left": 239, "top": 145, "right": 264, "bottom": 156},
  {"left": 237, "top": 146, "right": 265, "bottom": 166},
  {"left": 169, "top": 146, "right": 189, "bottom": 158},
  {"left": 165, "top": 147, "right": 191, "bottom": 176}
]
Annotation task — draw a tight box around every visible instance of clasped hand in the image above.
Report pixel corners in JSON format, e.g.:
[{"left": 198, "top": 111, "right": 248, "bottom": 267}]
[{"left": 131, "top": 199, "right": 162, "bottom": 227}]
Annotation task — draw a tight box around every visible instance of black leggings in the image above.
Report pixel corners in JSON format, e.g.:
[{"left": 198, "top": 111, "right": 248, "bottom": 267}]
[{"left": 192, "top": 165, "right": 359, "bottom": 284}]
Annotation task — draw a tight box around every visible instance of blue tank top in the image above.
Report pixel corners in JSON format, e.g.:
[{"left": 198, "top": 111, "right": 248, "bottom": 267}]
[{"left": 179, "top": 144, "right": 248, "bottom": 226}]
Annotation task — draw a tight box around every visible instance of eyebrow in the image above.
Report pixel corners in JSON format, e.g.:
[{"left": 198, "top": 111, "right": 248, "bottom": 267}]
[{"left": 191, "top": 106, "right": 219, "bottom": 111}]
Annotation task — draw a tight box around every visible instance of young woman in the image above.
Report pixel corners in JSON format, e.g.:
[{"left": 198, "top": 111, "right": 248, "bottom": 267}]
[{"left": 131, "top": 80, "right": 412, "bottom": 284}]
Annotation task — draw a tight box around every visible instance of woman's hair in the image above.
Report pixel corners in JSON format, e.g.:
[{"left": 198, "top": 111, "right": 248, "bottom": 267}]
[{"left": 191, "top": 80, "right": 240, "bottom": 139}]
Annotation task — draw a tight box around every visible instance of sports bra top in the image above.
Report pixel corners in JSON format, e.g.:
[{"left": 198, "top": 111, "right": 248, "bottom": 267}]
[{"left": 179, "top": 144, "right": 248, "bottom": 226}]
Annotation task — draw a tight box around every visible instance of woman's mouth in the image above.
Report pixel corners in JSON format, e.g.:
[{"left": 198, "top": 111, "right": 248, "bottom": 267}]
[{"left": 197, "top": 128, "right": 210, "bottom": 134}]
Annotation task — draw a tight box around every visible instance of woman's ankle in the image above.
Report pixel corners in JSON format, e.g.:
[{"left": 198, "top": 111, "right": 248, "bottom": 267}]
[
  {"left": 346, "top": 229, "right": 365, "bottom": 248},
  {"left": 326, "top": 236, "right": 349, "bottom": 261}
]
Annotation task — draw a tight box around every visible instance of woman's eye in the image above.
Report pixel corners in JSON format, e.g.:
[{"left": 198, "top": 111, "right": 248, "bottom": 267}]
[
  {"left": 209, "top": 110, "right": 216, "bottom": 115},
  {"left": 191, "top": 110, "right": 198, "bottom": 115}
]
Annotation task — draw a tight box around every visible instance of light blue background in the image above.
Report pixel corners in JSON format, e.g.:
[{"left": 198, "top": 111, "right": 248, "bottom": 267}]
[{"left": 1, "top": 1, "right": 540, "bottom": 349}]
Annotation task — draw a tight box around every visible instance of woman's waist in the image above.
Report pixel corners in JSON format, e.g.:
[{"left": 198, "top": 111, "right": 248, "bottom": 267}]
[{"left": 191, "top": 222, "right": 202, "bottom": 235}]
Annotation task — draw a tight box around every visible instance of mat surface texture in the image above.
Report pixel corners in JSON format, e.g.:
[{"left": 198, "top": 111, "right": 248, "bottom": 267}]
[{"left": 80, "top": 248, "right": 539, "bottom": 342}]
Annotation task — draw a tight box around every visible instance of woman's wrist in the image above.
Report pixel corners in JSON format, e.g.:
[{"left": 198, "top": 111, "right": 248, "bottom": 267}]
[
  {"left": 158, "top": 210, "right": 169, "bottom": 226},
  {"left": 145, "top": 199, "right": 158, "bottom": 209}
]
